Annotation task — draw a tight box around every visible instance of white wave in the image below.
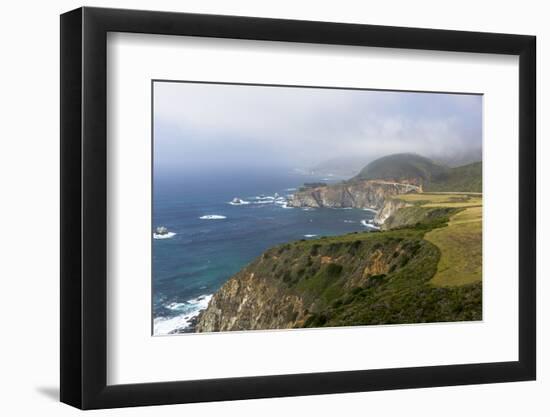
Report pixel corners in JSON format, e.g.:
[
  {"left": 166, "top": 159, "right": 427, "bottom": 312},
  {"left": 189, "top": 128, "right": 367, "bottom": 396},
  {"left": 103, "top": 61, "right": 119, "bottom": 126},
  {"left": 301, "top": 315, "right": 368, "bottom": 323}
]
[
  {"left": 186, "top": 294, "right": 212, "bottom": 305},
  {"left": 281, "top": 203, "right": 294, "bottom": 209},
  {"left": 284, "top": 188, "right": 297, "bottom": 191},
  {"left": 304, "top": 234, "right": 318, "bottom": 238},
  {"left": 302, "top": 207, "right": 315, "bottom": 211},
  {"left": 228, "top": 200, "right": 250, "bottom": 205},
  {"left": 361, "top": 220, "right": 380, "bottom": 230},
  {"left": 362, "top": 207, "right": 379, "bottom": 213},
  {"left": 153, "top": 232, "right": 176, "bottom": 240},
  {"left": 199, "top": 215, "right": 227, "bottom": 220},
  {"left": 154, "top": 294, "right": 213, "bottom": 335},
  {"left": 343, "top": 220, "right": 355, "bottom": 223},
  {"left": 166, "top": 302, "right": 186, "bottom": 311},
  {"left": 253, "top": 199, "right": 274, "bottom": 205}
]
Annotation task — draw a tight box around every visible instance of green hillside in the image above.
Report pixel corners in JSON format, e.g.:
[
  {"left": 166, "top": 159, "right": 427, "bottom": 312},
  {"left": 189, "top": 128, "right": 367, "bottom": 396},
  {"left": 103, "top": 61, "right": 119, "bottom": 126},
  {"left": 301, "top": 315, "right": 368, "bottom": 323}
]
[
  {"left": 353, "top": 153, "right": 447, "bottom": 185},
  {"left": 196, "top": 205, "right": 482, "bottom": 332},
  {"left": 352, "top": 153, "right": 481, "bottom": 193},
  {"left": 303, "top": 207, "right": 480, "bottom": 326},
  {"left": 424, "top": 161, "right": 482, "bottom": 193},
  {"left": 387, "top": 193, "right": 483, "bottom": 286}
]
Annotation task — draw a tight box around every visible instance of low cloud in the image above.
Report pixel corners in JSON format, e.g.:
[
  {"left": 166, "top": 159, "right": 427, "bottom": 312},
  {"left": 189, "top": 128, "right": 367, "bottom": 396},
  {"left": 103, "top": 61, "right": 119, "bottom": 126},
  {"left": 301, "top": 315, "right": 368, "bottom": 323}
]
[{"left": 154, "top": 82, "right": 482, "bottom": 172}]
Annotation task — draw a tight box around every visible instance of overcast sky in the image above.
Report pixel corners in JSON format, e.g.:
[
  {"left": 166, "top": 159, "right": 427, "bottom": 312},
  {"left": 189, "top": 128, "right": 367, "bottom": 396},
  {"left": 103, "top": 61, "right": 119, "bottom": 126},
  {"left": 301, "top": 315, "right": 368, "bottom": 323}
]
[{"left": 154, "top": 81, "right": 482, "bottom": 173}]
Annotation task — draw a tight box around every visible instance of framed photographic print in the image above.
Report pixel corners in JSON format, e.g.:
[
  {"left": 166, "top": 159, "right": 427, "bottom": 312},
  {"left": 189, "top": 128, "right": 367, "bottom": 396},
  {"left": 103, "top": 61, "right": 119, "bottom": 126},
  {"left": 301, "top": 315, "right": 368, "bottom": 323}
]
[{"left": 60, "top": 7, "right": 536, "bottom": 409}]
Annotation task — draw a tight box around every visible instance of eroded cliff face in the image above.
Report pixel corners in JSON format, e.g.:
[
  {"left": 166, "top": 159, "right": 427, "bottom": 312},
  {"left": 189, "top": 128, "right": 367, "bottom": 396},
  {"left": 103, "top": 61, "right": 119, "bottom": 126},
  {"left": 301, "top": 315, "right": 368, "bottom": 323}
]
[
  {"left": 196, "top": 180, "right": 423, "bottom": 333},
  {"left": 288, "top": 180, "right": 419, "bottom": 212},
  {"left": 195, "top": 233, "right": 422, "bottom": 333},
  {"left": 374, "top": 198, "right": 410, "bottom": 226},
  {"left": 195, "top": 202, "right": 483, "bottom": 332},
  {"left": 195, "top": 269, "right": 309, "bottom": 332}
]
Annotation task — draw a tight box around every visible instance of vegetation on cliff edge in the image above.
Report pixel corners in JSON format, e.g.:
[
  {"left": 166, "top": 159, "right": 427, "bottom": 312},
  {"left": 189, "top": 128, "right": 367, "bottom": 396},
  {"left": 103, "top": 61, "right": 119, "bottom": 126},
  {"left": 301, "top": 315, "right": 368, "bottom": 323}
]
[
  {"left": 384, "top": 193, "right": 482, "bottom": 287},
  {"left": 202, "top": 202, "right": 482, "bottom": 330},
  {"left": 197, "top": 182, "right": 483, "bottom": 331}
]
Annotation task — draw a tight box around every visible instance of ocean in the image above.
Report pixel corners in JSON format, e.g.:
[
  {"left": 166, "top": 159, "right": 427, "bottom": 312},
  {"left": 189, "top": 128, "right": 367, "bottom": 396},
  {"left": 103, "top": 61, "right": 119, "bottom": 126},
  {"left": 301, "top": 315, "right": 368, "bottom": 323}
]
[{"left": 152, "top": 168, "right": 377, "bottom": 335}]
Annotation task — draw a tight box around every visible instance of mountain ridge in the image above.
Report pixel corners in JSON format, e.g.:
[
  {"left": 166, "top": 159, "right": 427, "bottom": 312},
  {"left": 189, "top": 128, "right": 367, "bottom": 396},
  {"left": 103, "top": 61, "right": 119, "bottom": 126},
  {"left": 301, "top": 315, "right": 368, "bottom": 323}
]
[
  {"left": 290, "top": 154, "right": 482, "bottom": 215},
  {"left": 353, "top": 153, "right": 448, "bottom": 186}
]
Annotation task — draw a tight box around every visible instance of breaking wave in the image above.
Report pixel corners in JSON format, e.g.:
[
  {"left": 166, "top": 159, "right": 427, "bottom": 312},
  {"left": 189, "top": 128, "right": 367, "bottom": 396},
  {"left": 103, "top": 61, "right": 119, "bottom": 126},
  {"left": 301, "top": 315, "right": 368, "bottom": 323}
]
[
  {"left": 153, "top": 232, "right": 176, "bottom": 240},
  {"left": 199, "top": 215, "right": 227, "bottom": 220},
  {"left": 361, "top": 220, "right": 380, "bottom": 230},
  {"left": 154, "top": 294, "right": 213, "bottom": 335}
]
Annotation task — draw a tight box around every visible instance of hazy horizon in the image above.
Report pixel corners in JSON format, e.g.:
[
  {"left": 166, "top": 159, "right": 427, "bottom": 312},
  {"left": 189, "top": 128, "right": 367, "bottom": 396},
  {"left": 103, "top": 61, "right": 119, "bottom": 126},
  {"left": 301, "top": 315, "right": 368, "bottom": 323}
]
[{"left": 154, "top": 81, "right": 482, "bottom": 174}]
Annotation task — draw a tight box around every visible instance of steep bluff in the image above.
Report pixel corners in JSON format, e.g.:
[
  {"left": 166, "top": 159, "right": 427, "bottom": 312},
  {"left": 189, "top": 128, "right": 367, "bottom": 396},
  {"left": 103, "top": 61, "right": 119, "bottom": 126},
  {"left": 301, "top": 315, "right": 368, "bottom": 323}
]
[
  {"left": 374, "top": 198, "right": 410, "bottom": 226},
  {"left": 195, "top": 217, "right": 482, "bottom": 332},
  {"left": 194, "top": 154, "right": 484, "bottom": 332},
  {"left": 196, "top": 231, "right": 427, "bottom": 332},
  {"left": 288, "top": 180, "right": 420, "bottom": 211}
]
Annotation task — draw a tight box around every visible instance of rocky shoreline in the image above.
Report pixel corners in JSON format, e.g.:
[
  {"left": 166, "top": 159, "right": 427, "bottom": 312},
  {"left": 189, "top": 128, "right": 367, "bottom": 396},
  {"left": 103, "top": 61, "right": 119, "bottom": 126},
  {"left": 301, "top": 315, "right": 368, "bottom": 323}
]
[
  {"left": 288, "top": 179, "right": 416, "bottom": 226},
  {"left": 288, "top": 180, "right": 418, "bottom": 210}
]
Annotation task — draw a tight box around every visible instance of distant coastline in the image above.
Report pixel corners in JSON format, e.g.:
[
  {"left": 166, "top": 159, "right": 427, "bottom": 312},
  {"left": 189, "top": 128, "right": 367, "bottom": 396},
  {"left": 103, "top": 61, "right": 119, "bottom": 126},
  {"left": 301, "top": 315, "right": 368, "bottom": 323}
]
[{"left": 192, "top": 154, "right": 483, "bottom": 333}]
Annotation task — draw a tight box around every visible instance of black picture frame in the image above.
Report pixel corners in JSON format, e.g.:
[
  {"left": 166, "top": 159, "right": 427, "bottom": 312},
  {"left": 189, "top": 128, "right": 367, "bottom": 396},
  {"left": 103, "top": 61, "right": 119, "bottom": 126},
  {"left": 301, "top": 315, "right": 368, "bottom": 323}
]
[{"left": 60, "top": 6, "right": 536, "bottom": 410}]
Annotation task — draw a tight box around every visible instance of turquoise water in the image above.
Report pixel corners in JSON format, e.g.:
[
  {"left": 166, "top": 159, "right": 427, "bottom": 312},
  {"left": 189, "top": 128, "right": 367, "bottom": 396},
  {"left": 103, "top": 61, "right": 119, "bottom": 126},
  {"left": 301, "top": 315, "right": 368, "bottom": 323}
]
[{"left": 152, "top": 169, "right": 376, "bottom": 334}]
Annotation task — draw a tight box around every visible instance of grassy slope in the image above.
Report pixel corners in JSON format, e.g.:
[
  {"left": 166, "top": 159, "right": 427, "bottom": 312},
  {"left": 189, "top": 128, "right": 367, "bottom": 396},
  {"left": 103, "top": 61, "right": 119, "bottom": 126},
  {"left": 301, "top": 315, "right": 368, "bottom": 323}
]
[
  {"left": 424, "top": 161, "right": 482, "bottom": 193},
  {"left": 388, "top": 193, "right": 482, "bottom": 287},
  {"left": 426, "top": 206, "right": 482, "bottom": 286},
  {"left": 249, "top": 207, "right": 482, "bottom": 328}
]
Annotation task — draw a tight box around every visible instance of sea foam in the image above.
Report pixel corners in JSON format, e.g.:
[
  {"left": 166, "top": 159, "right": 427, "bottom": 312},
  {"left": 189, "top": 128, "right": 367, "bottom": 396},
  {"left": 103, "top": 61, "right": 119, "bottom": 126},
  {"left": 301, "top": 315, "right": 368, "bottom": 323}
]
[
  {"left": 153, "top": 232, "right": 176, "bottom": 240},
  {"left": 228, "top": 200, "right": 250, "bottom": 205},
  {"left": 361, "top": 220, "right": 380, "bottom": 230},
  {"left": 154, "top": 294, "right": 213, "bottom": 335},
  {"left": 199, "top": 215, "right": 227, "bottom": 220}
]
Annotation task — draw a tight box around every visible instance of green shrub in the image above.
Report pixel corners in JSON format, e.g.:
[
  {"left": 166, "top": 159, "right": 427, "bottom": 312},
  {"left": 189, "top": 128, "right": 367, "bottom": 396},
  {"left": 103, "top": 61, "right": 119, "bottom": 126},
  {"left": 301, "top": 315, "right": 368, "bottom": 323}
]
[
  {"left": 310, "top": 244, "right": 321, "bottom": 256},
  {"left": 326, "top": 263, "right": 343, "bottom": 278}
]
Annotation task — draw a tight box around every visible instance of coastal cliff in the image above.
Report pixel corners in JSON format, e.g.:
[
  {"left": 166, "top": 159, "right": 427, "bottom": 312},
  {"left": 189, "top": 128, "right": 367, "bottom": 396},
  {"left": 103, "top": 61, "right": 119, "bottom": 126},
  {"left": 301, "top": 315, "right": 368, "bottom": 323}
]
[
  {"left": 374, "top": 198, "right": 410, "bottom": 226},
  {"left": 195, "top": 204, "right": 482, "bottom": 332},
  {"left": 194, "top": 154, "right": 483, "bottom": 332},
  {"left": 289, "top": 154, "right": 481, "bottom": 214},
  {"left": 288, "top": 180, "right": 419, "bottom": 211},
  {"left": 196, "top": 229, "right": 434, "bottom": 332}
]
